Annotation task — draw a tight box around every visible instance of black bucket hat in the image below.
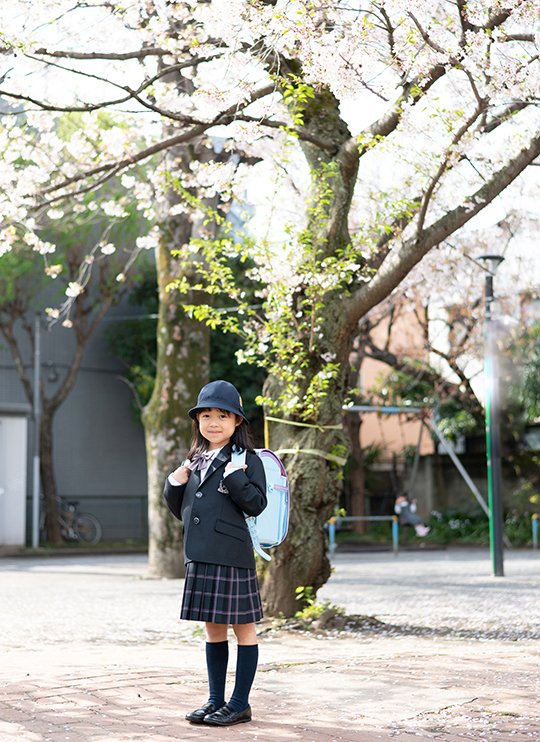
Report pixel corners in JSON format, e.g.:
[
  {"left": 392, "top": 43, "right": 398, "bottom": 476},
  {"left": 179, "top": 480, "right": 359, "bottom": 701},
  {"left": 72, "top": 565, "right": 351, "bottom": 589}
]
[{"left": 188, "top": 380, "right": 249, "bottom": 423}]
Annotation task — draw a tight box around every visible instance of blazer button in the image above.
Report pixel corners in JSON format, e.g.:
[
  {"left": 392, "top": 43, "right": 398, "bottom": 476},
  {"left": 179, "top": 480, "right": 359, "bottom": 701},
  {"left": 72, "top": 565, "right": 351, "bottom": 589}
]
[
  {"left": 193, "top": 517, "right": 200, "bottom": 525},
  {"left": 195, "top": 492, "right": 203, "bottom": 498}
]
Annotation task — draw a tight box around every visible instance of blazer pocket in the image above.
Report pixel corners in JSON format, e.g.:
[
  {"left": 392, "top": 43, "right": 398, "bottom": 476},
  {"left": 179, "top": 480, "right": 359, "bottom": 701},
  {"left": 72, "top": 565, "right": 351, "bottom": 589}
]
[{"left": 215, "top": 519, "right": 247, "bottom": 542}]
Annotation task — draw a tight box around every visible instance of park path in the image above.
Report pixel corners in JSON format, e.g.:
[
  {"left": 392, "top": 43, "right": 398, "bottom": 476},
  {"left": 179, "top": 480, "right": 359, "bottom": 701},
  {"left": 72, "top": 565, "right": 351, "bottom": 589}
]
[{"left": 0, "top": 549, "right": 539, "bottom": 741}]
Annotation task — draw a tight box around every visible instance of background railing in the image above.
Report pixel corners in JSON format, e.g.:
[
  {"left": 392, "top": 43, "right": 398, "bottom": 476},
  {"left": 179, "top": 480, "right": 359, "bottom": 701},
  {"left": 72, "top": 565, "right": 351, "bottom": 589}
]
[{"left": 327, "top": 515, "right": 399, "bottom": 557}]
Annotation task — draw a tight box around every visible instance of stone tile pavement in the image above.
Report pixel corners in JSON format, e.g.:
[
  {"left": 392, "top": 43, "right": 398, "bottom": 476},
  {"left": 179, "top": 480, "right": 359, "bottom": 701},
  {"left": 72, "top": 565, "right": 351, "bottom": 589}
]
[{"left": 0, "top": 550, "right": 539, "bottom": 741}]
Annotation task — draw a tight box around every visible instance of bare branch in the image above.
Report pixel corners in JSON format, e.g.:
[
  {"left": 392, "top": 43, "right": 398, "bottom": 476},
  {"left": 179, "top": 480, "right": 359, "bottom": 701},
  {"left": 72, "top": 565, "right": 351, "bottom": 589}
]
[
  {"left": 0, "top": 318, "right": 34, "bottom": 404},
  {"left": 116, "top": 375, "right": 144, "bottom": 411},
  {"left": 0, "top": 86, "right": 132, "bottom": 114},
  {"left": 33, "top": 46, "right": 169, "bottom": 60},
  {"left": 379, "top": 6, "right": 397, "bottom": 61},
  {"left": 46, "top": 291, "right": 119, "bottom": 414},
  {"left": 229, "top": 114, "right": 338, "bottom": 151},
  {"left": 367, "top": 197, "right": 422, "bottom": 274},
  {"left": 462, "top": 68, "right": 485, "bottom": 107},
  {"left": 501, "top": 34, "right": 535, "bottom": 42},
  {"left": 482, "top": 10, "right": 512, "bottom": 32}
]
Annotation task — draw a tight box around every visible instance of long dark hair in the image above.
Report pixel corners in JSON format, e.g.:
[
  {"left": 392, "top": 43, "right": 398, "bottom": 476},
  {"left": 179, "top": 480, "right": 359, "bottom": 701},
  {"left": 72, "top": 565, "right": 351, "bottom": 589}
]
[{"left": 187, "top": 408, "right": 255, "bottom": 459}]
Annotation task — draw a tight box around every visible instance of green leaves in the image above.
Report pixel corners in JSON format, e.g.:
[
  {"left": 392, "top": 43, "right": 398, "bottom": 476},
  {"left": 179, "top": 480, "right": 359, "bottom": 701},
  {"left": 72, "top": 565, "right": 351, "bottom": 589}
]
[
  {"left": 166, "top": 161, "right": 369, "bottom": 422},
  {"left": 281, "top": 74, "right": 316, "bottom": 128}
]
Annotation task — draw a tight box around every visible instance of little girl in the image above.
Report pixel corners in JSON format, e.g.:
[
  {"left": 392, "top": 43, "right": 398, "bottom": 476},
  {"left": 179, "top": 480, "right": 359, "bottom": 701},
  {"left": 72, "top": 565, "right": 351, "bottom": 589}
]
[
  {"left": 394, "top": 493, "right": 430, "bottom": 537},
  {"left": 163, "top": 379, "right": 267, "bottom": 727}
]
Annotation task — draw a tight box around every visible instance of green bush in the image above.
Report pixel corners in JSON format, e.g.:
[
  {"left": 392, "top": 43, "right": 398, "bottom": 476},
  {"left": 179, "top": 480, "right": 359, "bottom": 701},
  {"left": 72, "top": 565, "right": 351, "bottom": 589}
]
[
  {"left": 427, "top": 508, "right": 536, "bottom": 546},
  {"left": 427, "top": 509, "right": 490, "bottom": 545}
]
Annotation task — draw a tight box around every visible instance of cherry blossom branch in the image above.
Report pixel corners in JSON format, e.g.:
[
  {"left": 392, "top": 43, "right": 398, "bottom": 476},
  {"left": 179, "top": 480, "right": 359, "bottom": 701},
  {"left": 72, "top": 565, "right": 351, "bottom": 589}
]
[
  {"left": 0, "top": 54, "right": 218, "bottom": 115},
  {"left": 31, "top": 83, "right": 278, "bottom": 208},
  {"left": 415, "top": 101, "right": 488, "bottom": 237},
  {"left": 337, "top": 5, "right": 522, "bottom": 176},
  {"left": 344, "top": 127, "right": 540, "bottom": 328},
  {"left": 456, "top": 0, "right": 473, "bottom": 39},
  {"left": 407, "top": 12, "right": 447, "bottom": 55}
]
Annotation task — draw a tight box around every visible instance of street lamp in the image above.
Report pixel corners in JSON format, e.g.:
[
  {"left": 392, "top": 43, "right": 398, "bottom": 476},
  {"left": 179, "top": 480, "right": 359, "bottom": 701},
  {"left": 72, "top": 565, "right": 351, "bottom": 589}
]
[{"left": 479, "top": 254, "right": 505, "bottom": 577}]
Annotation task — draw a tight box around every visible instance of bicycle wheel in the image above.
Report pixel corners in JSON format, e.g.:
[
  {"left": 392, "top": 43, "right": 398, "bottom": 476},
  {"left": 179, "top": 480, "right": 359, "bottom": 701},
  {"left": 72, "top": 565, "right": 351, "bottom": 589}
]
[{"left": 74, "top": 513, "right": 102, "bottom": 545}]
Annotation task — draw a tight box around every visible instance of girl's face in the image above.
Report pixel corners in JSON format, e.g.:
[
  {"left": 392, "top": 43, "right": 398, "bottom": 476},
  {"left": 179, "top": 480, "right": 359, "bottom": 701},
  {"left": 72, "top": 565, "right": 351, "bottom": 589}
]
[{"left": 197, "top": 408, "right": 242, "bottom": 450}]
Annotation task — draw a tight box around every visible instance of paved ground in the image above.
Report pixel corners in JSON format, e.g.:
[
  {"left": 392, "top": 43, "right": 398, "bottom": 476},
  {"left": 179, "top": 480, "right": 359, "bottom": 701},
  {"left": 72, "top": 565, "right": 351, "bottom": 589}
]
[{"left": 0, "top": 548, "right": 539, "bottom": 741}]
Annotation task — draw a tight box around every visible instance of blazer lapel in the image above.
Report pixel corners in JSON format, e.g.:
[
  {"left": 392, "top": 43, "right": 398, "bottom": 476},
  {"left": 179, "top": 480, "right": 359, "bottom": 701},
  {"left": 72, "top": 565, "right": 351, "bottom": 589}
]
[
  {"left": 185, "top": 466, "right": 201, "bottom": 497},
  {"left": 204, "top": 444, "right": 231, "bottom": 483}
]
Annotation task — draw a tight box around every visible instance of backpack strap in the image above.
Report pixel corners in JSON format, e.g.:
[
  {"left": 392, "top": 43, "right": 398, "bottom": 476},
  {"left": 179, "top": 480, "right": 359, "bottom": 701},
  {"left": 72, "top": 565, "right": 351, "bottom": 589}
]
[
  {"left": 231, "top": 447, "right": 247, "bottom": 468},
  {"left": 245, "top": 516, "right": 272, "bottom": 562}
]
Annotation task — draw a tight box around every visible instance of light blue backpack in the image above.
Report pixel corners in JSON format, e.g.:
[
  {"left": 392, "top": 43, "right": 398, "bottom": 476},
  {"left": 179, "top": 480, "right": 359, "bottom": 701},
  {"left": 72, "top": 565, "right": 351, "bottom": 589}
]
[{"left": 231, "top": 448, "right": 290, "bottom": 561}]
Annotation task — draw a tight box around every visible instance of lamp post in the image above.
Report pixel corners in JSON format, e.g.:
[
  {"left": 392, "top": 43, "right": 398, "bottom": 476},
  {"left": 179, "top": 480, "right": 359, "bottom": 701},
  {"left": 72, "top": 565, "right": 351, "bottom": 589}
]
[
  {"left": 479, "top": 254, "right": 504, "bottom": 577},
  {"left": 32, "top": 312, "right": 41, "bottom": 550}
]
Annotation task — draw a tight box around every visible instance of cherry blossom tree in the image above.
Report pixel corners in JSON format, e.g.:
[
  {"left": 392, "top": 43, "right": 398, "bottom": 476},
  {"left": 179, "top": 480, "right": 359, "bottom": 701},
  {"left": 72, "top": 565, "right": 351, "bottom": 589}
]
[
  {"left": 0, "top": 191, "right": 150, "bottom": 543},
  {"left": 1, "top": 0, "right": 540, "bottom": 612}
]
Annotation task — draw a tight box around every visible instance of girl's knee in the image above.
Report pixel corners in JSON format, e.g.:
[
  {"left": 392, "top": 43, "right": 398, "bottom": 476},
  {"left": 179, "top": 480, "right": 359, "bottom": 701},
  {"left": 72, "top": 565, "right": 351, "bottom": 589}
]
[
  {"left": 232, "top": 622, "right": 257, "bottom": 645},
  {"left": 205, "top": 622, "right": 228, "bottom": 642}
]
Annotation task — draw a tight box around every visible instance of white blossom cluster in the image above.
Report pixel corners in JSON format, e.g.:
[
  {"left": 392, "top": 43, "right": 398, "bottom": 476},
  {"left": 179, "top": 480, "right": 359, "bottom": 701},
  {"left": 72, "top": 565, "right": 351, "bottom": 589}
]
[{"left": 0, "top": 0, "right": 538, "bottom": 352}]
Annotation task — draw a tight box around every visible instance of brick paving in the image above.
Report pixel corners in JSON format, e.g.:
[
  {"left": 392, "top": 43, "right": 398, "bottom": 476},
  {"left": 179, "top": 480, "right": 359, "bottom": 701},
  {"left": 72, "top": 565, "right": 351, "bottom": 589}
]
[{"left": 1, "top": 550, "right": 539, "bottom": 741}]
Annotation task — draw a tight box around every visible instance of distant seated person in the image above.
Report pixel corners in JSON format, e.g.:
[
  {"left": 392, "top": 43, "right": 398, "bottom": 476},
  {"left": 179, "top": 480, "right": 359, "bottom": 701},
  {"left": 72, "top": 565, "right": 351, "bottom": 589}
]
[{"left": 394, "top": 493, "right": 430, "bottom": 537}]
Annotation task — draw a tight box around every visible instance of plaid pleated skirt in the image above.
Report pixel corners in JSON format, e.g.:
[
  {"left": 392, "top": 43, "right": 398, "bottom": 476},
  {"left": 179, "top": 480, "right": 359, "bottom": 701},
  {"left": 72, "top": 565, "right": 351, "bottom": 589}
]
[{"left": 181, "top": 562, "right": 263, "bottom": 624}]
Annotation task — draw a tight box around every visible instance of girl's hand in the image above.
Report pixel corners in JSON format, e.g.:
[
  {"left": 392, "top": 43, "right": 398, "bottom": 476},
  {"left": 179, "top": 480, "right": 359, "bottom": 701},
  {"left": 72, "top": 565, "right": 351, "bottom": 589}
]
[
  {"left": 171, "top": 465, "right": 191, "bottom": 485},
  {"left": 224, "top": 462, "right": 247, "bottom": 476}
]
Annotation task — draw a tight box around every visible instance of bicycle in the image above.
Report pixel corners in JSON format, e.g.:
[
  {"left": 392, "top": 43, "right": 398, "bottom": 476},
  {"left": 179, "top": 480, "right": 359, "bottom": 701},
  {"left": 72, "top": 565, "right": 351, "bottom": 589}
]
[{"left": 41, "top": 497, "right": 103, "bottom": 545}]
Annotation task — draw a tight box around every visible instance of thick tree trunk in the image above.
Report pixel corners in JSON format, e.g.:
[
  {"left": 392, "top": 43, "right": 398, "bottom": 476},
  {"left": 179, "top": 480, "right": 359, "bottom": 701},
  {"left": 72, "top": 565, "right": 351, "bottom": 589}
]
[
  {"left": 142, "top": 227, "right": 210, "bottom": 578},
  {"left": 259, "top": 372, "right": 350, "bottom": 616},
  {"left": 257, "top": 83, "right": 359, "bottom": 616}
]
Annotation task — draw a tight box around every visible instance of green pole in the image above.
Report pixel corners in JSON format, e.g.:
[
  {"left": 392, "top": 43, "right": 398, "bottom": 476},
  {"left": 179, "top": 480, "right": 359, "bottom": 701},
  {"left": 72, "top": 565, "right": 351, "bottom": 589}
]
[{"left": 482, "top": 258, "right": 504, "bottom": 577}]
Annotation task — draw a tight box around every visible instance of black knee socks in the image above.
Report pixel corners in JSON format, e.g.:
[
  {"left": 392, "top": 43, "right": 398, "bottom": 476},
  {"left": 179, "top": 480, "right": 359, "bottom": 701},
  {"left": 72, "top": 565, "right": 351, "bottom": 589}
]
[
  {"left": 228, "top": 644, "right": 258, "bottom": 713},
  {"left": 206, "top": 641, "right": 258, "bottom": 713},
  {"left": 206, "top": 641, "right": 229, "bottom": 708}
]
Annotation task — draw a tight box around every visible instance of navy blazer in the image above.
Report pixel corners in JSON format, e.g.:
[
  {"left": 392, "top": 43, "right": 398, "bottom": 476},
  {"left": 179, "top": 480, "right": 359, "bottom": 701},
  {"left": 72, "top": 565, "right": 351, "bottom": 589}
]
[{"left": 163, "top": 444, "right": 267, "bottom": 569}]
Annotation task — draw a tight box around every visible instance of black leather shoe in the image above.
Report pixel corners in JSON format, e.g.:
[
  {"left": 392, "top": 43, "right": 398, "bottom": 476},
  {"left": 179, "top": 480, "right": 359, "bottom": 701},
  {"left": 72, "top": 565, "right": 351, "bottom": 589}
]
[
  {"left": 203, "top": 703, "right": 252, "bottom": 726},
  {"left": 185, "top": 702, "right": 220, "bottom": 724}
]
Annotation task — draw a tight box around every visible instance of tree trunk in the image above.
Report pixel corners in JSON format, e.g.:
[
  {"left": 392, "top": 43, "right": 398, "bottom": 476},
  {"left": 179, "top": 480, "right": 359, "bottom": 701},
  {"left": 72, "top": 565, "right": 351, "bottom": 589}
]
[
  {"left": 256, "top": 83, "right": 359, "bottom": 615},
  {"left": 39, "top": 405, "right": 63, "bottom": 545},
  {"left": 259, "top": 371, "right": 350, "bottom": 616},
  {"left": 142, "top": 218, "right": 210, "bottom": 577},
  {"left": 346, "top": 412, "right": 367, "bottom": 535}
]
